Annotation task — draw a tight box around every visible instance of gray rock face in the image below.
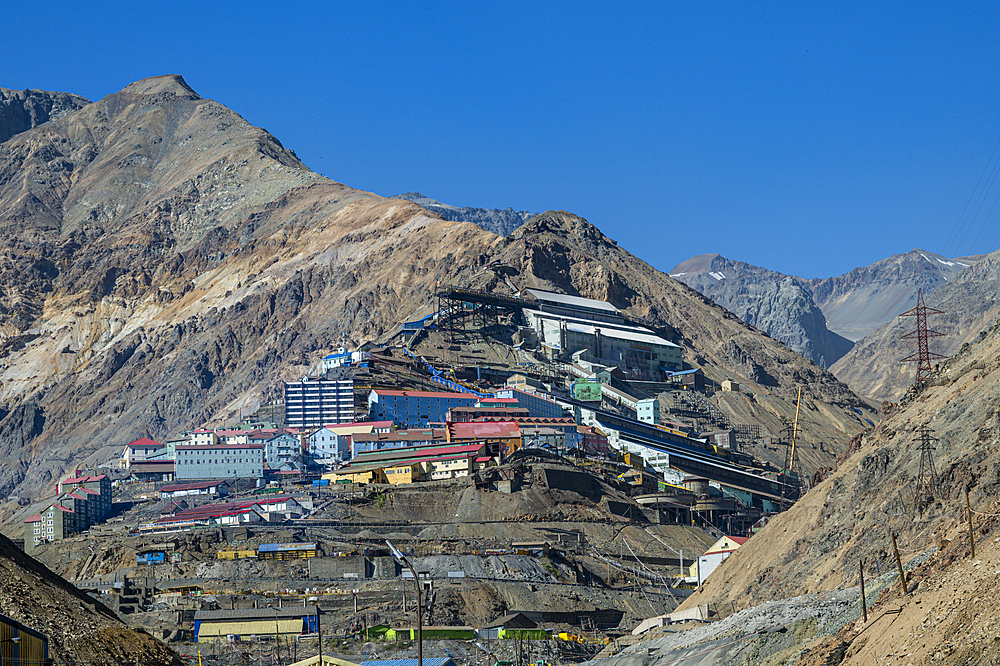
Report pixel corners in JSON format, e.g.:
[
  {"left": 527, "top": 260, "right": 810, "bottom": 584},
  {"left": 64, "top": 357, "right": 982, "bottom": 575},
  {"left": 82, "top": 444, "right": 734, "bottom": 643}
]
[
  {"left": 670, "top": 254, "right": 854, "bottom": 368},
  {"left": 0, "top": 87, "right": 90, "bottom": 143},
  {"left": 670, "top": 249, "right": 980, "bottom": 372},
  {"left": 395, "top": 192, "right": 534, "bottom": 236},
  {"left": 808, "top": 249, "right": 976, "bottom": 341}
]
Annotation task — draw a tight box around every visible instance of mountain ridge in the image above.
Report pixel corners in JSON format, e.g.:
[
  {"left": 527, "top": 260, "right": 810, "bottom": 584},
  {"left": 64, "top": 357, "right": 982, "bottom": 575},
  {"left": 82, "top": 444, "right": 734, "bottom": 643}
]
[
  {"left": 394, "top": 191, "right": 535, "bottom": 236},
  {"left": 0, "top": 75, "right": 874, "bottom": 508}
]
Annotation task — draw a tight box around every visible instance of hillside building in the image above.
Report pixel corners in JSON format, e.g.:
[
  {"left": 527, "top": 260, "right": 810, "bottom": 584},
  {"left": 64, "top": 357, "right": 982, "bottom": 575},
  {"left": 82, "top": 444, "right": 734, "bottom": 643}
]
[
  {"left": 175, "top": 443, "right": 264, "bottom": 480},
  {"left": 24, "top": 502, "right": 74, "bottom": 552},
  {"left": 122, "top": 438, "right": 169, "bottom": 468},
  {"left": 264, "top": 432, "right": 301, "bottom": 471},
  {"left": 520, "top": 288, "right": 682, "bottom": 381},
  {"left": 367, "top": 389, "right": 477, "bottom": 429},
  {"left": 327, "top": 441, "right": 492, "bottom": 485},
  {"left": 494, "top": 387, "right": 568, "bottom": 418},
  {"left": 284, "top": 378, "right": 355, "bottom": 428},
  {"left": 446, "top": 420, "right": 522, "bottom": 457},
  {"left": 58, "top": 474, "right": 111, "bottom": 522},
  {"left": 351, "top": 428, "right": 446, "bottom": 456},
  {"left": 308, "top": 421, "right": 394, "bottom": 462}
]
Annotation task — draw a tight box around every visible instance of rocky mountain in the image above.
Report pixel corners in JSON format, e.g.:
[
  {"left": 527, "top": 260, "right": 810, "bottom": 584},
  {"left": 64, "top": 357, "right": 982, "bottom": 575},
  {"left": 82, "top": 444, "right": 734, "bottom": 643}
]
[
  {"left": 670, "top": 249, "right": 979, "bottom": 371},
  {"left": 830, "top": 248, "right": 1000, "bottom": 401},
  {"left": 0, "top": 86, "right": 89, "bottom": 143},
  {"left": 660, "top": 273, "right": 1000, "bottom": 664},
  {"left": 394, "top": 191, "right": 534, "bottom": 236},
  {"left": 809, "top": 248, "right": 979, "bottom": 341},
  {"left": 670, "top": 253, "right": 855, "bottom": 367},
  {"left": 0, "top": 74, "right": 875, "bottom": 510}
]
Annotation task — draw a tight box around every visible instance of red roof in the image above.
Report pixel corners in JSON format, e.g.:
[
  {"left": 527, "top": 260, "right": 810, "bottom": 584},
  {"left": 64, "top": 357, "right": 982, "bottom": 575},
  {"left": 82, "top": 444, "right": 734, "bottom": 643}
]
[
  {"left": 322, "top": 421, "right": 393, "bottom": 430},
  {"left": 61, "top": 474, "right": 107, "bottom": 485},
  {"left": 373, "top": 389, "right": 477, "bottom": 399},
  {"left": 127, "top": 437, "right": 164, "bottom": 448},
  {"left": 176, "top": 443, "right": 263, "bottom": 451},
  {"left": 448, "top": 421, "right": 520, "bottom": 439},
  {"left": 24, "top": 515, "right": 42, "bottom": 523},
  {"left": 729, "top": 536, "right": 750, "bottom": 545}
]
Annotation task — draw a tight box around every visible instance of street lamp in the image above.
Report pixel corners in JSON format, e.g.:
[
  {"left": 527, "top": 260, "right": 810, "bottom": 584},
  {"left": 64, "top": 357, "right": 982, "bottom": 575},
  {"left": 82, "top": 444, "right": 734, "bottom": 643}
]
[
  {"left": 386, "top": 540, "right": 422, "bottom": 666},
  {"left": 308, "top": 596, "right": 322, "bottom": 666}
]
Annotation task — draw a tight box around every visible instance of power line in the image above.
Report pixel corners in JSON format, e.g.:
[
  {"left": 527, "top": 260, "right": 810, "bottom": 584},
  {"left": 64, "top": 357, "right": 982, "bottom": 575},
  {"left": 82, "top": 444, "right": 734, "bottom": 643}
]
[{"left": 942, "top": 134, "right": 1000, "bottom": 258}]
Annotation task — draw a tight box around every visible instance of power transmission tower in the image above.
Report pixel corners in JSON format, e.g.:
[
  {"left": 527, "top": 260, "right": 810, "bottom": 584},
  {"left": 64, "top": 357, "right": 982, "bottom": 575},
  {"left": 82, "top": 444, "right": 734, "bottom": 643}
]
[
  {"left": 900, "top": 288, "right": 945, "bottom": 385},
  {"left": 913, "top": 424, "right": 939, "bottom": 511}
]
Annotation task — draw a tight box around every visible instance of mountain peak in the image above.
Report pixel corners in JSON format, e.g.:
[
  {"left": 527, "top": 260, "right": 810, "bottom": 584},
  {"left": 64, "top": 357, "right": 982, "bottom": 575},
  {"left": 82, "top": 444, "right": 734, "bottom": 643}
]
[{"left": 118, "top": 74, "right": 199, "bottom": 99}]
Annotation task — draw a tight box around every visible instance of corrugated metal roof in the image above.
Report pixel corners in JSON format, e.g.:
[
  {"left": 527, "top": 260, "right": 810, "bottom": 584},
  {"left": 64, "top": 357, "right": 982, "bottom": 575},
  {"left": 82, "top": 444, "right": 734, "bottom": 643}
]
[
  {"left": 195, "top": 607, "right": 317, "bottom": 621},
  {"left": 523, "top": 288, "right": 619, "bottom": 313},
  {"left": 361, "top": 659, "right": 456, "bottom": 666},
  {"left": 199, "top": 618, "right": 304, "bottom": 636},
  {"left": 258, "top": 542, "right": 317, "bottom": 552}
]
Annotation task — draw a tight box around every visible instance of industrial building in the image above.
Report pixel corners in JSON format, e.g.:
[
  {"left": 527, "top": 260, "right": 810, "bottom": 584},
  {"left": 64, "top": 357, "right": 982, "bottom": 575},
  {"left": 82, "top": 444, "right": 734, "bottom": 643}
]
[
  {"left": 175, "top": 443, "right": 264, "bottom": 480},
  {"left": 284, "top": 377, "right": 355, "bottom": 428},
  {"left": 520, "top": 288, "right": 682, "bottom": 381},
  {"left": 194, "top": 607, "right": 319, "bottom": 642},
  {"left": 367, "top": 389, "right": 478, "bottom": 428}
]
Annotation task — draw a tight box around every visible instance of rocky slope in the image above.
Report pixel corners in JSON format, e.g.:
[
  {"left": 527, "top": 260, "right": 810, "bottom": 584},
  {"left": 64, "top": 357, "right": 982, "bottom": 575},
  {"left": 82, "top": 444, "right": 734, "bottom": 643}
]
[
  {"left": 809, "top": 248, "right": 979, "bottom": 341},
  {"left": 0, "top": 532, "right": 181, "bottom": 664},
  {"left": 664, "top": 300, "right": 1000, "bottom": 664},
  {"left": 0, "top": 74, "right": 874, "bottom": 509},
  {"left": 670, "top": 254, "right": 854, "bottom": 368},
  {"left": 830, "top": 247, "right": 1000, "bottom": 401},
  {"left": 394, "top": 191, "right": 535, "bottom": 236},
  {"left": 0, "top": 86, "right": 89, "bottom": 143}
]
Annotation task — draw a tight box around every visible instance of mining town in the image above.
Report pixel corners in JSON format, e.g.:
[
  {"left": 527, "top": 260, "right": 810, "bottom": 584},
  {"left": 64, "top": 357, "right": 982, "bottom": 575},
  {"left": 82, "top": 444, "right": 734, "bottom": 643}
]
[{"left": 4, "top": 286, "right": 824, "bottom": 665}]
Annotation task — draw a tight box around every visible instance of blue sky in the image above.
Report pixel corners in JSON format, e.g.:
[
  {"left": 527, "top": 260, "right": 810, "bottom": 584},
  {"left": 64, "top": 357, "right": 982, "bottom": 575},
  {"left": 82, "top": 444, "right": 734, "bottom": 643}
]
[{"left": 5, "top": 1, "right": 999, "bottom": 278}]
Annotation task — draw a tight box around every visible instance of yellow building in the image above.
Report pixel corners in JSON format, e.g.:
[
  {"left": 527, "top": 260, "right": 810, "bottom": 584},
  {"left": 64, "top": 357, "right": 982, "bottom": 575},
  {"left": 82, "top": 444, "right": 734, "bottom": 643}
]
[
  {"left": 622, "top": 452, "right": 646, "bottom": 470},
  {"left": 385, "top": 463, "right": 421, "bottom": 484},
  {"left": 327, "top": 467, "right": 387, "bottom": 484},
  {"left": 1, "top": 613, "right": 48, "bottom": 666},
  {"left": 217, "top": 549, "right": 257, "bottom": 560}
]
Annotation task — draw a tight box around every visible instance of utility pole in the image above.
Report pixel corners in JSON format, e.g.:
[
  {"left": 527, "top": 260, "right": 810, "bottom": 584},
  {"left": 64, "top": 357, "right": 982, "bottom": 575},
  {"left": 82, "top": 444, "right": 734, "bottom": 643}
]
[
  {"left": 900, "top": 288, "right": 945, "bottom": 385},
  {"left": 913, "top": 424, "right": 939, "bottom": 511},
  {"left": 387, "top": 540, "right": 422, "bottom": 666}
]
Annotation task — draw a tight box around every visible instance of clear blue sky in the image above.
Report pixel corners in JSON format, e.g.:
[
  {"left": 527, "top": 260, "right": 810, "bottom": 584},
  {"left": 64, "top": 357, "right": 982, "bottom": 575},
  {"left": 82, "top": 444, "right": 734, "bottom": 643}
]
[{"left": 5, "top": 1, "right": 999, "bottom": 278}]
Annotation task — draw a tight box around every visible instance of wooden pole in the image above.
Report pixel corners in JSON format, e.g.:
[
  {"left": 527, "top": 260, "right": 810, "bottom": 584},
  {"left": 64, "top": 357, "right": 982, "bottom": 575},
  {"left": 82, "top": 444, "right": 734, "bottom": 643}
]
[
  {"left": 966, "top": 488, "right": 976, "bottom": 558},
  {"left": 891, "top": 533, "right": 907, "bottom": 596},
  {"left": 859, "top": 560, "right": 867, "bottom": 623}
]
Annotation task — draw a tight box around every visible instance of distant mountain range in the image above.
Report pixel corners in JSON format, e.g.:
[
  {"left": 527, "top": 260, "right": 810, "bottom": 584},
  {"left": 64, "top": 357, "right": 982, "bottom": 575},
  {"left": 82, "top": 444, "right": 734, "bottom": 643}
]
[
  {"left": 394, "top": 192, "right": 535, "bottom": 236},
  {"left": 670, "top": 249, "right": 982, "bottom": 371}
]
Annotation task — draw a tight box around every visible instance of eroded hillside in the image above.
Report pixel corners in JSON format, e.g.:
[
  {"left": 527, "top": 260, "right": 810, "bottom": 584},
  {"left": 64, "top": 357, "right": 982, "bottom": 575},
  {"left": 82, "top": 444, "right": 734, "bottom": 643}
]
[
  {"left": 0, "top": 75, "right": 874, "bottom": 508},
  {"left": 664, "top": 312, "right": 1000, "bottom": 664}
]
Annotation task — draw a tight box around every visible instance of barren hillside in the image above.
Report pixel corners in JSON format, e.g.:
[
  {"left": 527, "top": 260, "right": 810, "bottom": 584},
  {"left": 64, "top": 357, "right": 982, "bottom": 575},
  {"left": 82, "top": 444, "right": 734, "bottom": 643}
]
[
  {"left": 830, "top": 248, "right": 1000, "bottom": 401},
  {"left": 0, "top": 532, "right": 182, "bottom": 664},
  {"left": 0, "top": 75, "right": 873, "bottom": 509},
  {"left": 664, "top": 306, "right": 1000, "bottom": 664}
]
